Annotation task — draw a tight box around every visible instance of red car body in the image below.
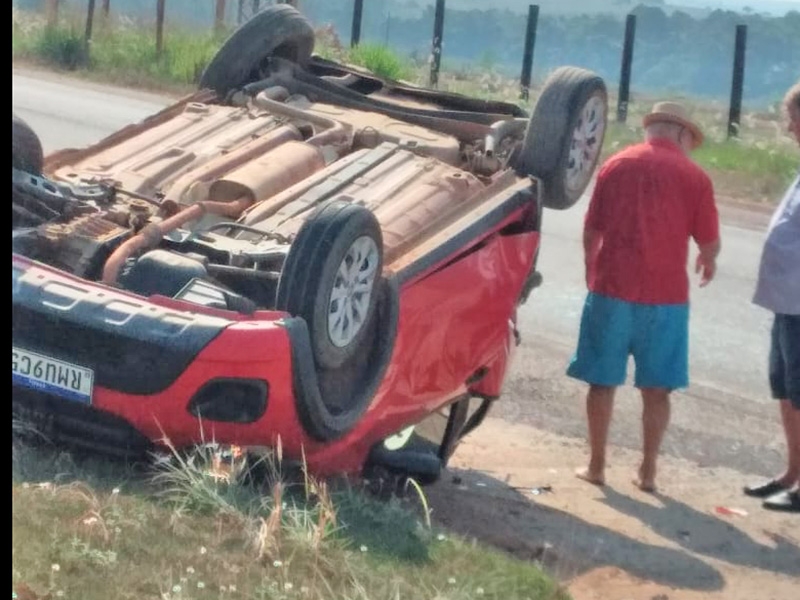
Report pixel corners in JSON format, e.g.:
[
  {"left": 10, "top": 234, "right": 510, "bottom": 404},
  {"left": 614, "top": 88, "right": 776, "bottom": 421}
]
[
  {"left": 12, "top": 5, "right": 606, "bottom": 482},
  {"left": 13, "top": 186, "right": 538, "bottom": 478}
]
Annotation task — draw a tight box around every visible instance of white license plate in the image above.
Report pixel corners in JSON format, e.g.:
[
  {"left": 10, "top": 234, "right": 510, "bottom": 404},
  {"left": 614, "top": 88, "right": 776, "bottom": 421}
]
[{"left": 12, "top": 346, "right": 94, "bottom": 405}]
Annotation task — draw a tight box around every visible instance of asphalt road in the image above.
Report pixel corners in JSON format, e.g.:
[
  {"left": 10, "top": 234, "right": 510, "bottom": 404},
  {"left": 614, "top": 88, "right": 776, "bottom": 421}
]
[
  {"left": 11, "top": 68, "right": 784, "bottom": 475},
  {"left": 12, "top": 72, "right": 170, "bottom": 152}
]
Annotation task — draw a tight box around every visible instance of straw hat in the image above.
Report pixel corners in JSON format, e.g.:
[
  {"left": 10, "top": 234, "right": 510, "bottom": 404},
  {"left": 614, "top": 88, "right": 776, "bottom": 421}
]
[{"left": 642, "top": 101, "right": 704, "bottom": 149}]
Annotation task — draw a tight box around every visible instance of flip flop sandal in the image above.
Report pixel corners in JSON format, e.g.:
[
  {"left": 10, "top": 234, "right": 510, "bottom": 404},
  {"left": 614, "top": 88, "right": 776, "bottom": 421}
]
[
  {"left": 743, "top": 479, "right": 788, "bottom": 498},
  {"left": 762, "top": 490, "right": 800, "bottom": 513}
]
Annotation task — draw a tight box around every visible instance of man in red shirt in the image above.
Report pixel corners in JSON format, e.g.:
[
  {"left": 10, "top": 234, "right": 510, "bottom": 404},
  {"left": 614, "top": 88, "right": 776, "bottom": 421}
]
[{"left": 567, "top": 101, "right": 721, "bottom": 492}]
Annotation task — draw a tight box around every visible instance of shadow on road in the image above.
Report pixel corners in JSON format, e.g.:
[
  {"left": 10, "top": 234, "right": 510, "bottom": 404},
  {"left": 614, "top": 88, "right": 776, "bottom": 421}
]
[
  {"left": 599, "top": 486, "right": 800, "bottom": 579},
  {"left": 426, "top": 467, "right": 725, "bottom": 591}
]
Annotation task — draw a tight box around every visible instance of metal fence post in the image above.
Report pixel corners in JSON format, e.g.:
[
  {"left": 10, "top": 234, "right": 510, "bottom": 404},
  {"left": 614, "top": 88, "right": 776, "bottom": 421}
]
[
  {"left": 429, "top": 0, "right": 446, "bottom": 88},
  {"left": 215, "top": 0, "right": 226, "bottom": 33},
  {"left": 728, "top": 24, "right": 747, "bottom": 138},
  {"left": 519, "top": 4, "right": 539, "bottom": 101},
  {"left": 351, "top": 0, "right": 363, "bottom": 47},
  {"left": 84, "top": 0, "right": 96, "bottom": 49},
  {"left": 156, "top": 0, "right": 166, "bottom": 57},
  {"left": 617, "top": 14, "right": 636, "bottom": 123},
  {"left": 45, "top": 0, "right": 60, "bottom": 28}
]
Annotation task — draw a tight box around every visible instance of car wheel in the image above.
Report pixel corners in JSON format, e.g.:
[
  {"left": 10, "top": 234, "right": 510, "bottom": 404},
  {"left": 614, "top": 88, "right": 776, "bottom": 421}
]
[
  {"left": 13, "top": 113, "right": 44, "bottom": 175},
  {"left": 199, "top": 4, "right": 315, "bottom": 96},
  {"left": 277, "top": 200, "right": 383, "bottom": 370},
  {"left": 366, "top": 396, "right": 472, "bottom": 486},
  {"left": 516, "top": 66, "right": 607, "bottom": 210}
]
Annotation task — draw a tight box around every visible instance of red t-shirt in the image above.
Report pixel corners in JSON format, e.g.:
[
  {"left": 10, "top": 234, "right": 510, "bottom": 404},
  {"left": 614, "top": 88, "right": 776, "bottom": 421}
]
[{"left": 585, "top": 138, "right": 719, "bottom": 304}]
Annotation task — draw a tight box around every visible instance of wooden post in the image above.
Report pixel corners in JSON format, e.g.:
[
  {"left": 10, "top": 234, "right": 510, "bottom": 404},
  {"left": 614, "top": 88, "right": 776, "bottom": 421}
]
[
  {"left": 214, "top": 0, "right": 226, "bottom": 34},
  {"left": 728, "top": 24, "right": 747, "bottom": 138},
  {"left": 429, "top": 0, "right": 446, "bottom": 88},
  {"left": 617, "top": 14, "right": 636, "bottom": 123},
  {"left": 519, "top": 5, "right": 539, "bottom": 101},
  {"left": 351, "top": 0, "right": 363, "bottom": 47},
  {"left": 84, "top": 0, "right": 96, "bottom": 50},
  {"left": 156, "top": 0, "right": 166, "bottom": 57},
  {"left": 45, "top": 0, "right": 60, "bottom": 28},
  {"left": 100, "top": 0, "right": 111, "bottom": 30}
]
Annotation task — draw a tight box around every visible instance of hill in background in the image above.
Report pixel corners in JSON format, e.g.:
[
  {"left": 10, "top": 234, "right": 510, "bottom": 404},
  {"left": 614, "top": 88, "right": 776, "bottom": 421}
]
[{"left": 414, "top": 0, "right": 800, "bottom": 18}]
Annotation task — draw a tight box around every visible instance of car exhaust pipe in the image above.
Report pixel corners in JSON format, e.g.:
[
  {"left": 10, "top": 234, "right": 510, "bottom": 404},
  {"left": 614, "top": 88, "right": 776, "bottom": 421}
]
[{"left": 252, "top": 90, "right": 351, "bottom": 154}]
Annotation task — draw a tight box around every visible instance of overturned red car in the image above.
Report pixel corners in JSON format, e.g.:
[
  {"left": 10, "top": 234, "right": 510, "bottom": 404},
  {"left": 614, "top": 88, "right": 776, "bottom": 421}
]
[{"left": 12, "top": 5, "right": 607, "bottom": 482}]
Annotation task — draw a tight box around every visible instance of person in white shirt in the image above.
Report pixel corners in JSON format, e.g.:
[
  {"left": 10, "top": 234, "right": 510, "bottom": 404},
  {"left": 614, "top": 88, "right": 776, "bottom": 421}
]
[{"left": 744, "top": 81, "right": 800, "bottom": 513}]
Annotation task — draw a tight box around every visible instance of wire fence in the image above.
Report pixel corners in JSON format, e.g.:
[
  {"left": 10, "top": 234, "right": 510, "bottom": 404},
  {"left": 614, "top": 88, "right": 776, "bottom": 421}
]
[
  {"left": 20, "top": 0, "right": 778, "bottom": 136},
  {"left": 29, "top": 0, "right": 288, "bottom": 29}
]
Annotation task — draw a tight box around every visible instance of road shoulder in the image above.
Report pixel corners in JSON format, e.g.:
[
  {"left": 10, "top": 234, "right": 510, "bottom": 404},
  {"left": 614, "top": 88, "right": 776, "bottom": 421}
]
[{"left": 427, "top": 417, "right": 800, "bottom": 600}]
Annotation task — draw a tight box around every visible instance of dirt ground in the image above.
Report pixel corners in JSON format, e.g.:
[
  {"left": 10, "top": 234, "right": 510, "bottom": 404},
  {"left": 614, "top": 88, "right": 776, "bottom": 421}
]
[
  {"left": 426, "top": 416, "right": 800, "bottom": 600},
  {"left": 419, "top": 194, "right": 799, "bottom": 599}
]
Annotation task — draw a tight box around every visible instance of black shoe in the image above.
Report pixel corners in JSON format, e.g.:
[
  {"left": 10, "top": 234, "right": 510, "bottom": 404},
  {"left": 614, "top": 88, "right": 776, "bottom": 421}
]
[
  {"left": 744, "top": 479, "right": 789, "bottom": 498},
  {"left": 762, "top": 489, "right": 800, "bottom": 513}
]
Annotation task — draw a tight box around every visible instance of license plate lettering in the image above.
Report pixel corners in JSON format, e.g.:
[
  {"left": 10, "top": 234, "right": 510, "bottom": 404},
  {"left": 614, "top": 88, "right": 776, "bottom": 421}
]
[{"left": 12, "top": 347, "right": 94, "bottom": 404}]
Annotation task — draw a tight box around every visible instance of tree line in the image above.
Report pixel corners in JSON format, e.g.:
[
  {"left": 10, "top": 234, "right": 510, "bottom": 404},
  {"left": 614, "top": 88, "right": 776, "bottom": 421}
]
[{"left": 302, "top": 1, "right": 800, "bottom": 106}]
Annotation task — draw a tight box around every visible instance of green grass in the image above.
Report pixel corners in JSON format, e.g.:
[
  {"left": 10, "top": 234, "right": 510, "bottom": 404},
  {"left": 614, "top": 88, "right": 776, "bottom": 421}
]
[
  {"left": 12, "top": 432, "right": 569, "bottom": 600},
  {"left": 15, "top": 24, "right": 89, "bottom": 69},
  {"left": 693, "top": 138, "right": 798, "bottom": 202},
  {"left": 601, "top": 103, "right": 799, "bottom": 203},
  {"left": 602, "top": 119, "right": 798, "bottom": 173},
  {"left": 346, "top": 43, "right": 413, "bottom": 82},
  {"left": 89, "top": 27, "right": 221, "bottom": 87},
  {"left": 12, "top": 9, "right": 222, "bottom": 90}
]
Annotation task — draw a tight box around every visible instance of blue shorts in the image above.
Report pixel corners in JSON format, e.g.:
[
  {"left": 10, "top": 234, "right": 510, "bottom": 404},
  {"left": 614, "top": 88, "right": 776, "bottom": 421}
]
[{"left": 567, "top": 292, "right": 689, "bottom": 391}]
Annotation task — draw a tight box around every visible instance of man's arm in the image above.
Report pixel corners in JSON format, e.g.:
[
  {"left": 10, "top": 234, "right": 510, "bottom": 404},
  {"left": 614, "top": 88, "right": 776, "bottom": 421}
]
[
  {"left": 582, "top": 166, "right": 608, "bottom": 290},
  {"left": 583, "top": 227, "right": 603, "bottom": 289},
  {"left": 692, "top": 173, "right": 721, "bottom": 288},
  {"left": 695, "top": 238, "right": 720, "bottom": 287}
]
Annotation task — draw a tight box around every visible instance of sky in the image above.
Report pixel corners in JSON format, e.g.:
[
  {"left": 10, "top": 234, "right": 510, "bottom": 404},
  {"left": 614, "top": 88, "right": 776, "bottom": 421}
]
[
  {"left": 667, "top": 0, "right": 800, "bottom": 14},
  {"left": 443, "top": 0, "right": 800, "bottom": 16}
]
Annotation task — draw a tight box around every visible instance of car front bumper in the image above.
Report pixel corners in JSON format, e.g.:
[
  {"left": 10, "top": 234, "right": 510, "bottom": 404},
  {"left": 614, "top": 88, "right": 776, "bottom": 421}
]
[{"left": 12, "top": 253, "right": 312, "bottom": 459}]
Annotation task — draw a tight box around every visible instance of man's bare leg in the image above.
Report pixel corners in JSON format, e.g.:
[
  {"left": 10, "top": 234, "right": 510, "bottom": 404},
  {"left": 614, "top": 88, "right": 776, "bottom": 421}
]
[
  {"left": 778, "top": 400, "right": 800, "bottom": 487},
  {"left": 636, "top": 387, "right": 671, "bottom": 492},
  {"left": 576, "top": 385, "right": 615, "bottom": 486}
]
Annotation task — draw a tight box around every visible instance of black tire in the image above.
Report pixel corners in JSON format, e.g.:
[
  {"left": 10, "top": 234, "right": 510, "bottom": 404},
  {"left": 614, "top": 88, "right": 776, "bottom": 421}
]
[
  {"left": 13, "top": 113, "right": 44, "bottom": 175},
  {"left": 199, "top": 4, "right": 315, "bottom": 96},
  {"left": 516, "top": 66, "right": 608, "bottom": 210},
  {"left": 277, "top": 200, "right": 383, "bottom": 370},
  {"left": 370, "top": 396, "right": 471, "bottom": 486}
]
